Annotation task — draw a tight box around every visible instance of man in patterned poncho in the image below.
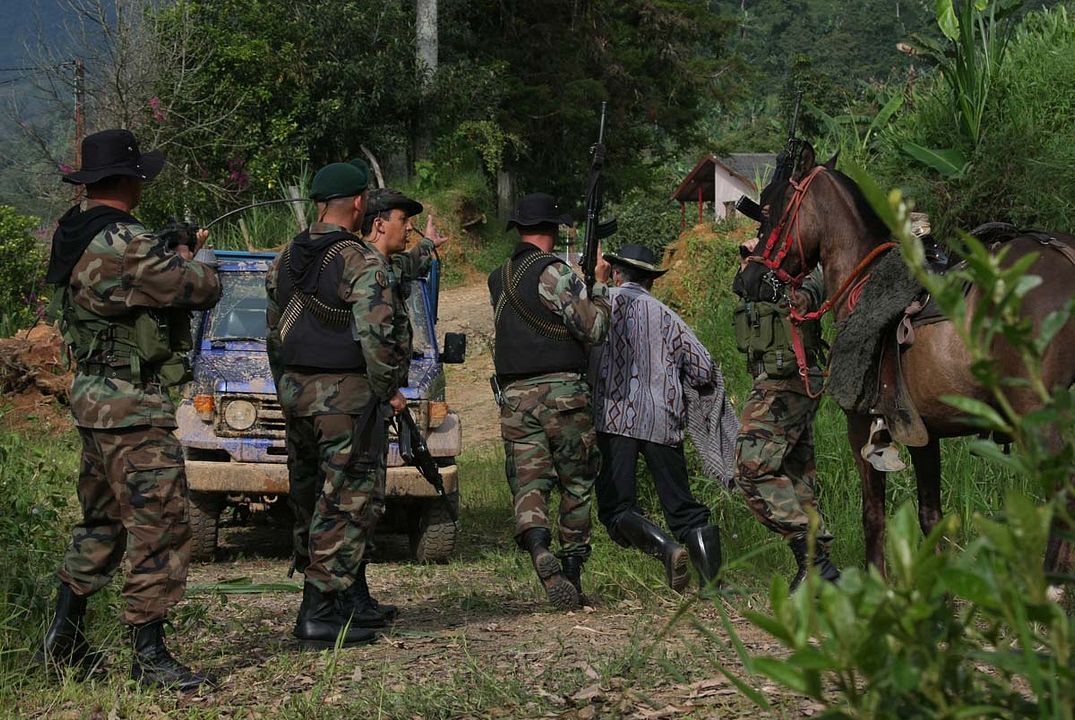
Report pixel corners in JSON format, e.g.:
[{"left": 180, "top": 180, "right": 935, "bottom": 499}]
[{"left": 590, "top": 244, "right": 736, "bottom": 592}]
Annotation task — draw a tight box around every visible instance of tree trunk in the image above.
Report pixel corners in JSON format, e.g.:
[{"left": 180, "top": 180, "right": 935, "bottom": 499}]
[{"left": 414, "top": 0, "right": 438, "bottom": 164}]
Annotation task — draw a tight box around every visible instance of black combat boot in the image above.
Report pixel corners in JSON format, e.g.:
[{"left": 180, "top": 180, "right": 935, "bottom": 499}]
[
  {"left": 612, "top": 512, "right": 690, "bottom": 592},
  {"left": 560, "top": 556, "right": 591, "bottom": 607},
  {"left": 294, "top": 582, "right": 378, "bottom": 650},
  {"left": 337, "top": 562, "right": 398, "bottom": 628},
  {"left": 33, "top": 583, "right": 102, "bottom": 673},
  {"left": 130, "top": 620, "right": 217, "bottom": 691},
  {"left": 684, "top": 525, "right": 723, "bottom": 591},
  {"left": 788, "top": 537, "right": 841, "bottom": 593},
  {"left": 519, "top": 528, "right": 579, "bottom": 611}
]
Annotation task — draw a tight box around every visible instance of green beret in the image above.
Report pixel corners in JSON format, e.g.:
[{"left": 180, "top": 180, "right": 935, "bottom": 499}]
[
  {"left": 365, "top": 188, "right": 423, "bottom": 218},
  {"left": 310, "top": 162, "right": 369, "bottom": 202}
]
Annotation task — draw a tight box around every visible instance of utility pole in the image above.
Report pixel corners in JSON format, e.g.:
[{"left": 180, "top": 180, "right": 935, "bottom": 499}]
[{"left": 74, "top": 58, "right": 85, "bottom": 202}]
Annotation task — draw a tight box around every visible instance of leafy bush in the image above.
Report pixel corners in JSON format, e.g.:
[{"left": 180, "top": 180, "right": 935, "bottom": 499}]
[
  {"left": 0, "top": 206, "right": 46, "bottom": 336},
  {"left": 873, "top": 5, "right": 1075, "bottom": 237},
  {"left": 605, "top": 184, "right": 683, "bottom": 257}
]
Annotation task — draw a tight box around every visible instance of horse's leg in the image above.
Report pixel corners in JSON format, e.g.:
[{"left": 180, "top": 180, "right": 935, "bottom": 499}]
[
  {"left": 848, "top": 413, "right": 887, "bottom": 574},
  {"left": 908, "top": 436, "right": 942, "bottom": 539}
]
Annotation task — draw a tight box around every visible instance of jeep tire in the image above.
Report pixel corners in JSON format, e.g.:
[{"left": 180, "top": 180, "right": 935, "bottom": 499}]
[
  {"left": 188, "top": 491, "right": 223, "bottom": 562},
  {"left": 411, "top": 494, "right": 459, "bottom": 563}
]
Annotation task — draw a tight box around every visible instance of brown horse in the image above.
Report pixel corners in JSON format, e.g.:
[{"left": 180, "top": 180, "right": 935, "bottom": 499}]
[{"left": 747, "top": 143, "right": 1075, "bottom": 574}]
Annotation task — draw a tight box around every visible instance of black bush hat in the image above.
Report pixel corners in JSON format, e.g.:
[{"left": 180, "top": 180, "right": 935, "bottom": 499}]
[
  {"left": 61, "top": 129, "right": 164, "bottom": 185},
  {"left": 366, "top": 188, "right": 423, "bottom": 218},
  {"left": 506, "top": 193, "right": 573, "bottom": 231},
  {"left": 603, "top": 243, "right": 668, "bottom": 276}
]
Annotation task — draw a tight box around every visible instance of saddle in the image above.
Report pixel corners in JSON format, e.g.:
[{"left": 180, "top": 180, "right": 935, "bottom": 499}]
[{"left": 870, "top": 223, "right": 1075, "bottom": 449}]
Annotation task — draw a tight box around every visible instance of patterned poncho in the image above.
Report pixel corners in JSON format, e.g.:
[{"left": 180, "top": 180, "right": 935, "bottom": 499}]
[{"left": 591, "top": 283, "right": 738, "bottom": 484}]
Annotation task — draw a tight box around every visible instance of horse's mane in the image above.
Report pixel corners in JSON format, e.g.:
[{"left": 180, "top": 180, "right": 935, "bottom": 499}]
[{"left": 826, "top": 169, "right": 892, "bottom": 241}]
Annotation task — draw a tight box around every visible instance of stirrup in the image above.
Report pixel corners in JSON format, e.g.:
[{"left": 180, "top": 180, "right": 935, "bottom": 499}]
[{"left": 861, "top": 416, "right": 906, "bottom": 473}]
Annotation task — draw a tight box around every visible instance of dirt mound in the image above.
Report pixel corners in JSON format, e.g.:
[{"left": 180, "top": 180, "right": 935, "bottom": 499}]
[
  {"left": 659, "top": 222, "right": 753, "bottom": 312},
  {"left": 0, "top": 324, "right": 72, "bottom": 434}
]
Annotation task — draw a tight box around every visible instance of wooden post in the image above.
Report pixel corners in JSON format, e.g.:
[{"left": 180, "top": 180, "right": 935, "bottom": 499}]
[
  {"left": 73, "top": 58, "right": 85, "bottom": 203},
  {"left": 714, "top": 161, "right": 720, "bottom": 220},
  {"left": 679, "top": 201, "right": 685, "bottom": 230}
]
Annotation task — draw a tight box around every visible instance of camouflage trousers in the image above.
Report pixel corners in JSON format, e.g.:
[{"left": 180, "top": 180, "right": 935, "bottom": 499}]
[
  {"left": 58, "top": 426, "right": 191, "bottom": 625},
  {"left": 500, "top": 374, "right": 599, "bottom": 559},
  {"left": 734, "top": 377, "right": 834, "bottom": 547},
  {"left": 287, "top": 402, "right": 386, "bottom": 592}
]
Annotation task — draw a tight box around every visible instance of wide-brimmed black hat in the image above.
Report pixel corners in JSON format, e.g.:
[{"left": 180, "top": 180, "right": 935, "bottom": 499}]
[
  {"left": 61, "top": 129, "right": 164, "bottom": 185},
  {"left": 506, "top": 192, "right": 573, "bottom": 231},
  {"left": 603, "top": 243, "right": 668, "bottom": 276}
]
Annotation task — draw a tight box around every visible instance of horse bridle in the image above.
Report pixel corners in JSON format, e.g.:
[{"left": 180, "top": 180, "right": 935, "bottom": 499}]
[
  {"left": 748, "top": 165, "right": 827, "bottom": 287},
  {"left": 747, "top": 164, "right": 897, "bottom": 397}
]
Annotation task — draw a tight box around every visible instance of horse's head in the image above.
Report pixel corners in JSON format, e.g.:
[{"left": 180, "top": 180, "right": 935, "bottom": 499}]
[{"left": 737, "top": 142, "right": 836, "bottom": 296}]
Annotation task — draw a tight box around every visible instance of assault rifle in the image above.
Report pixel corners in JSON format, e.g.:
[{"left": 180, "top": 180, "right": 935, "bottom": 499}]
[
  {"left": 397, "top": 407, "right": 458, "bottom": 523},
  {"left": 581, "top": 102, "right": 618, "bottom": 294},
  {"left": 735, "top": 91, "right": 804, "bottom": 224},
  {"left": 773, "top": 90, "right": 804, "bottom": 187}
]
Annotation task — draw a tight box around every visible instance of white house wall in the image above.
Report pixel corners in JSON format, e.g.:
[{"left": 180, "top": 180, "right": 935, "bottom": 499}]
[{"left": 711, "top": 170, "right": 755, "bottom": 219}]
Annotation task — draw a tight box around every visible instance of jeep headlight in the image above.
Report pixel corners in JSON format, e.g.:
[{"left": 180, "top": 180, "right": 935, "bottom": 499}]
[{"left": 223, "top": 399, "right": 257, "bottom": 431}]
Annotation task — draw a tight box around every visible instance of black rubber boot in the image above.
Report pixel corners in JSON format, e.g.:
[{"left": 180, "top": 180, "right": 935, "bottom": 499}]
[
  {"left": 519, "top": 528, "right": 579, "bottom": 611},
  {"left": 130, "top": 620, "right": 217, "bottom": 691},
  {"left": 33, "top": 583, "right": 102, "bottom": 674},
  {"left": 612, "top": 512, "right": 690, "bottom": 592},
  {"left": 684, "top": 525, "right": 723, "bottom": 591},
  {"left": 560, "top": 556, "right": 591, "bottom": 607},
  {"left": 788, "top": 537, "right": 841, "bottom": 592},
  {"left": 337, "top": 563, "right": 398, "bottom": 628},
  {"left": 294, "top": 582, "right": 378, "bottom": 650}
]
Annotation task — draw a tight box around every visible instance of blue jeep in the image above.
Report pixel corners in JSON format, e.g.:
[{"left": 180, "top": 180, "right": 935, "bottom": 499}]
[{"left": 176, "top": 250, "right": 464, "bottom": 562}]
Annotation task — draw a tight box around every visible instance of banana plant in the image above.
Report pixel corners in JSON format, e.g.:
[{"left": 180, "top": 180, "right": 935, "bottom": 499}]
[{"left": 902, "top": 0, "right": 1023, "bottom": 177}]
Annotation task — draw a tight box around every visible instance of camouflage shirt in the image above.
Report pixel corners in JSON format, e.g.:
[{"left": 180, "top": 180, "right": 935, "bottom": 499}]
[
  {"left": 392, "top": 236, "right": 435, "bottom": 283},
  {"left": 68, "top": 220, "right": 221, "bottom": 429},
  {"left": 536, "top": 262, "right": 610, "bottom": 346},
  {"left": 266, "top": 222, "right": 407, "bottom": 416}
]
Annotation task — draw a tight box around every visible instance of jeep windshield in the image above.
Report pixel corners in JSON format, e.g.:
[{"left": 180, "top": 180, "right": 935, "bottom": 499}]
[
  {"left": 208, "top": 271, "right": 267, "bottom": 342},
  {"left": 208, "top": 271, "right": 432, "bottom": 351}
]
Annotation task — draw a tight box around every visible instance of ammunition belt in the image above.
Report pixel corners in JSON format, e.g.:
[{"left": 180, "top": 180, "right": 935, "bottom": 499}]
[{"left": 494, "top": 252, "right": 574, "bottom": 342}]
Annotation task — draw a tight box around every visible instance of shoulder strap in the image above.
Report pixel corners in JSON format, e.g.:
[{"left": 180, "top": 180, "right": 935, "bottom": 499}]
[
  {"left": 494, "top": 251, "right": 573, "bottom": 341},
  {"left": 279, "top": 238, "right": 364, "bottom": 340}
]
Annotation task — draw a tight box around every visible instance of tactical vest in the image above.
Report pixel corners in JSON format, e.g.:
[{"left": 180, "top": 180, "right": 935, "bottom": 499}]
[
  {"left": 275, "top": 232, "right": 367, "bottom": 371},
  {"left": 489, "top": 244, "right": 587, "bottom": 378},
  {"left": 733, "top": 299, "right": 822, "bottom": 379},
  {"left": 49, "top": 286, "right": 193, "bottom": 387}
]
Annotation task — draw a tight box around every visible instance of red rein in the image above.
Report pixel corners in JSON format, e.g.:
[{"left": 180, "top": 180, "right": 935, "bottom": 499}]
[{"left": 747, "top": 166, "right": 897, "bottom": 398}]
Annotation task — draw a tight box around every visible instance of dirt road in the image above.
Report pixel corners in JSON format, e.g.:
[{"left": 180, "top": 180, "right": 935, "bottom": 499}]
[{"left": 437, "top": 281, "right": 501, "bottom": 450}]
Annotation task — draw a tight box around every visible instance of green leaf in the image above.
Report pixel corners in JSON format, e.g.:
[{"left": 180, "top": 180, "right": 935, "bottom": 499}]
[
  {"left": 839, "top": 159, "right": 901, "bottom": 233},
  {"left": 868, "top": 92, "right": 904, "bottom": 141},
  {"left": 902, "top": 143, "right": 968, "bottom": 177},
  {"left": 752, "top": 657, "right": 817, "bottom": 697},
  {"left": 936, "top": 0, "right": 960, "bottom": 40},
  {"left": 940, "top": 394, "right": 1009, "bottom": 431}
]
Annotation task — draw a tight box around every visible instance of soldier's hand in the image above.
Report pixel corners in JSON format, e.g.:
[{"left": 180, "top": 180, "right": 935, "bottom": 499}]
[
  {"left": 595, "top": 246, "right": 611, "bottom": 284},
  {"left": 389, "top": 391, "right": 407, "bottom": 415},
  {"left": 175, "top": 228, "right": 209, "bottom": 261},
  {"left": 425, "top": 215, "right": 449, "bottom": 248}
]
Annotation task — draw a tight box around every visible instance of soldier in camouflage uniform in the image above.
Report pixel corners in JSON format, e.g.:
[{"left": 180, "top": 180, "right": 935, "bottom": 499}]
[
  {"left": 266, "top": 162, "right": 410, "bottom": 649},
  {"left": 320, "top": 187, "right": 449, "bottom": 628},
  {"left": 732, "top": 237, "right": 840, "bottom": 591},
  {"left": 489, "top": 193, "right": 611, "bottom": 610},
  {"left": 36, "top": 130, "right": 221, "bottom": 690}
]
